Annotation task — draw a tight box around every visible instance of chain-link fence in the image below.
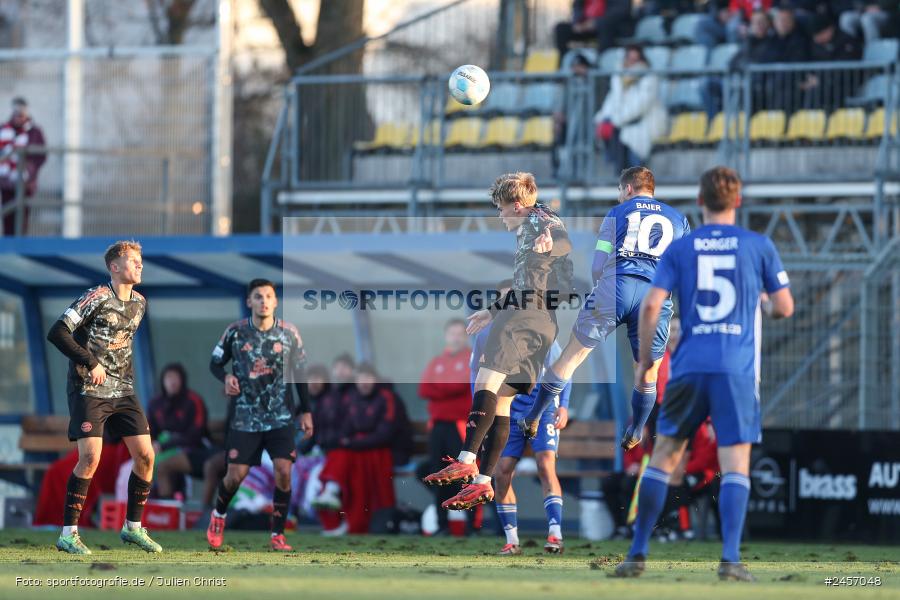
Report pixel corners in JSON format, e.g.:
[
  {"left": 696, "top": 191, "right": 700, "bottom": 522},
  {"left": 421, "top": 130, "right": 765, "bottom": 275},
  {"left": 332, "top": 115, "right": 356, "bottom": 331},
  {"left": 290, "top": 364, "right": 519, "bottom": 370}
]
[{"left": 0, "top": 47, "right": 216, "bottom": 236}]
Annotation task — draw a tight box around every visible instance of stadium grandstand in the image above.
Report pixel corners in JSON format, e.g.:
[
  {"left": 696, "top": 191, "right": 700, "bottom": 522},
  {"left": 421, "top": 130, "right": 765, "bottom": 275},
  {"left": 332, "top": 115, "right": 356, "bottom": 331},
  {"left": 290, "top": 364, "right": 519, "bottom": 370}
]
[{"left": 0, "top": 1, "right": 898, "bottom": 591}]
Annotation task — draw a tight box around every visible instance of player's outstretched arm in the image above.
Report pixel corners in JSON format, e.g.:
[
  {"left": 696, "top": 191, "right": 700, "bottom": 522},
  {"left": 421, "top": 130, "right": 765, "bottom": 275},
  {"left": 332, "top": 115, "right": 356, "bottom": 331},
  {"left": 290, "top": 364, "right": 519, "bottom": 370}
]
[{"left": 635, "top": 287, "right": 669, "bottom": 386}]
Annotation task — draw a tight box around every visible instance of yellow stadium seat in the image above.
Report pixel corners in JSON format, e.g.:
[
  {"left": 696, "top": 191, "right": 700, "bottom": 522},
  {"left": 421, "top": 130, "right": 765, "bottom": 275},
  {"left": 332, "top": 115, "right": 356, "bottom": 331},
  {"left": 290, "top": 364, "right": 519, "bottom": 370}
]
[
  {"left": 444, "top": 117, "right": 485, "bottom": 148},
  {"left": 410, "top": 120, "right": 442, "bottom": 147},
  {"left": 445, "top": 94, "right": 480, "bottom": 116},
  {"left": 524, "top": 49, "right": 559, "bottom": 73},
  {"left": 706, "top": 112, "right": 746, "bottom": 143},
  {"left": 785, "top": 110, "right": 826, "bottom": 142},
  {"left": 354, "top": 122, "right": 411, "bottom": 151},
  {"left": 826, "top": 109, "right": 865, "bottom": 140},
  {"left": 864, "top": 108, "right": 898, "bottom": 139},
  {"left": 520, "top": 116, "right": 554, "bottom": 147},
  {"left": 482, "top": 117, "right": 521, "bottom": 148},
  {"left": 749, "top": 111, "right": 786, "bottom": 143},
  {"left": 665, "top": 112, "right": 708, "bottom": 144}
]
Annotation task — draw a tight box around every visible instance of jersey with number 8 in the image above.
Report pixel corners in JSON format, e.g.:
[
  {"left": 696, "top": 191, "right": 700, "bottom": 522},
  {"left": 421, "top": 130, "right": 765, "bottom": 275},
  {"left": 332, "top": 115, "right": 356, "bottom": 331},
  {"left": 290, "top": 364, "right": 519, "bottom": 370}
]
[{"left": 652, "top": 223, "right": 790, "bottom": 379}]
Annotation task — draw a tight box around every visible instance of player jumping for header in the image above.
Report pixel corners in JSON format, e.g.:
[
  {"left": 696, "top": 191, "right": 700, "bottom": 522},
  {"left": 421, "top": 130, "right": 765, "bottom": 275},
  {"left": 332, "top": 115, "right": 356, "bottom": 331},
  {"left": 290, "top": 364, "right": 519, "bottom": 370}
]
[
  {"left": 614, "top": 166, "right": 793, "bottom": 581},
  {"left": 47, "top": 240, "right": 161, "bottom": 555},
  {"left": 470, "top": 280, "right": 573, "bottom": 555},
  {"left": 422, "top": 172, "right": 574, "bottom": 511},
  {"left": 520, "top": 167, "right": 690, "bottom": 451},
  {"left": 206, "top": 279, "right": 314, "bottom": 552}
]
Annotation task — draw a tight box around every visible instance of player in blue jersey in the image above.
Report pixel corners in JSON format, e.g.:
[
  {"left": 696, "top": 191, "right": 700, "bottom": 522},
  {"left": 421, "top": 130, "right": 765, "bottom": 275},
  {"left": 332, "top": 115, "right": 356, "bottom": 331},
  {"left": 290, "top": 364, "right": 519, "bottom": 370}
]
[
  {"left": 470, "top": 280, "right": 573, "bottom": 555},
  {"left": 614, "top": 166, "right": 794, "bottom": 582},
  {"left": 521, "top": 167, "right": 690, "bottom": 451}
]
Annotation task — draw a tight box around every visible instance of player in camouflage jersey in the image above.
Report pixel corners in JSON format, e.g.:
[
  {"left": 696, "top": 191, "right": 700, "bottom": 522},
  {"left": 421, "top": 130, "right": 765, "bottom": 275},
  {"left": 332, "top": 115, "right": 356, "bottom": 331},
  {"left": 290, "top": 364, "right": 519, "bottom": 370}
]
[
  {"left": 46, "top": 240, "right": 161, "bottom": 555},
  {"left": 424, "top": 172, "right": 574, "bottom": 510},
  {"left": 206, "top": 278, "right": 313, "bottom": 552}
]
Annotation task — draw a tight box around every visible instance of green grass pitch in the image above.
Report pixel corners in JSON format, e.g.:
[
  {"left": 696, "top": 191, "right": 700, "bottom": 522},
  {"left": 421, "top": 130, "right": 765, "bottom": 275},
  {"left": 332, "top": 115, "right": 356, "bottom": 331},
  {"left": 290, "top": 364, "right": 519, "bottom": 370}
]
[{"left": 0, "top": 530, "right": 896, "bottom": 599}]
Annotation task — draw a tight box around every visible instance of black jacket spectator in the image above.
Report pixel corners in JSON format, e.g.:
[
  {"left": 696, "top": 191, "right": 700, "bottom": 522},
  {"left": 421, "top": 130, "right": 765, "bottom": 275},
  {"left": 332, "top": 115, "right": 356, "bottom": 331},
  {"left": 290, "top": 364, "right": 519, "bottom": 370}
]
[
  {"left": 342, "top": 384, "right": 398, "bottom": 451},
  {"left": 147, "top": 363, "right": 209, "bottom": 452}
]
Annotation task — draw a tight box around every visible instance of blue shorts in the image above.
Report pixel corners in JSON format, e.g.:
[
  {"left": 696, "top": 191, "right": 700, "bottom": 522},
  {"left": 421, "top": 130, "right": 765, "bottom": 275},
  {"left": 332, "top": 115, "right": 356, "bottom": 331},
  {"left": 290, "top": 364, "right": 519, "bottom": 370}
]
[
  {"left": 502, "top": 409, "right": 559, "bottom": 458},
  {"left": 657, "top": 373, "right": 761, "bottom": 446},
  {"left": 572, "top": 275, "right": 673, "bottom": 361}
]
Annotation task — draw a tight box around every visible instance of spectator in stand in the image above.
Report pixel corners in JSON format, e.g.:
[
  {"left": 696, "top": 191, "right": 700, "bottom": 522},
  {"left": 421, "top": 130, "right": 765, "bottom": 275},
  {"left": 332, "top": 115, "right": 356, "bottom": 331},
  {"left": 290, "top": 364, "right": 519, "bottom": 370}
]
[
  {"left": 760, "top": 6, "right": 812, "bottom": 112},
  {"left": 554, "top": 0, "right": 634, "bottom": 58},
  {"left": 769, "top": 6, "right": 812, "bottom": 62},
  {"left": 315, "top": 363, "right": 397, "bottom": 534},
  {"left": 696, "top": 0, "right": 761, "bottom": 49},
  {"left": 800, "top": 14, "right": 863, "bottom": 110},
  {"left": 0, "top": 97, "right": 46, "bottom": 236},
  {"left": 147, "top": 363, "right": 216, "bottom": 500},
  {"left": 701, "top": 10, "right": 774, "bottom": 118},
  {"left": 594, "top": 45, "right": 667, "bottom": 172},
  {"left": 417, "top": 318, "right": 472, "bottom": 535},
  {"left": 839, "top": 1, "right": 891, "bottom": 43}
]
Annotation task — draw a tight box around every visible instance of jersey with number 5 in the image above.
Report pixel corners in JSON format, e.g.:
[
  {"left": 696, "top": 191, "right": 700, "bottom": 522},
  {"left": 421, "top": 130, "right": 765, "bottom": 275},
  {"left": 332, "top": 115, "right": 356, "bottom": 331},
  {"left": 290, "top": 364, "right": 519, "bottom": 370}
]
[
  {"left": 652, "top": 224, "right": 790, "bottom": 378},
  {"left": 592, "top": 195, "right": 691, "bottom": 282}
]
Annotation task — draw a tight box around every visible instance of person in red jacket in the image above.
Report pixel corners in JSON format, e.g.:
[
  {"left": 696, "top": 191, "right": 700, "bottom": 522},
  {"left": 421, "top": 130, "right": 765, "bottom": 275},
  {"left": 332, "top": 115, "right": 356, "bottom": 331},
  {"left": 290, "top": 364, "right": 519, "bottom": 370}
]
[
  {"left": 417, "top": 318, "right": 471, "bottom": 534},
  {"left": 317, "top": 364, "right": 397, "bottom": 534},
  {"left": 0, "top": 97, "right": 46, "bottom": 235}
]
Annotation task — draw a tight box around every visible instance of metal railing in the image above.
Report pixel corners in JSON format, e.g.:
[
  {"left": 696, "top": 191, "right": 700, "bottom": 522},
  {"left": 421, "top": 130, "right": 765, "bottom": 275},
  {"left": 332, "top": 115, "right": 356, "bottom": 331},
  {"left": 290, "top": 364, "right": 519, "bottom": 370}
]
[
  {"left": 0, "top": 44, "right": 220, "bottom": 236},
  {"left": 263, "top": 60, "right": 900, "bottom": 204},
  {"left": 0, "top": 145, "right": 209, "bottom": 236}
]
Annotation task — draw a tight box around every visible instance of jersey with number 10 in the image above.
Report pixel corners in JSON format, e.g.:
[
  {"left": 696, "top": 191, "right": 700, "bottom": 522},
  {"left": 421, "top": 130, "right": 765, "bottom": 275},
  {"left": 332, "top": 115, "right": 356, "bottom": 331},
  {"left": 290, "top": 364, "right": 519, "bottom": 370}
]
[
  {"left": 651, "top": 224, "right": 790, "bottom": 379},
  {"left": 592, "top": 195, "right": 691, "bottom": 282}
]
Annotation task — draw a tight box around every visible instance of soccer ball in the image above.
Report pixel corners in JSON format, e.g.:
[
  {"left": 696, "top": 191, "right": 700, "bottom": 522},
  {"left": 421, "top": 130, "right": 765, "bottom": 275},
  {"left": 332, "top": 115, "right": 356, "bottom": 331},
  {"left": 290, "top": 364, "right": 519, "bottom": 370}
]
[{"left": 448, "top": 64, "right": 490, "bottom": 106}]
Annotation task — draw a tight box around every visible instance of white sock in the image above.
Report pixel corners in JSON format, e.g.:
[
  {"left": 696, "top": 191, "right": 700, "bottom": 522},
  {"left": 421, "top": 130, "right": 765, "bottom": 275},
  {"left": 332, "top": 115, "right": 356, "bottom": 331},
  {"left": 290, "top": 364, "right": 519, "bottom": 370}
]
[
  {"left": 457, "top": 451, "right": 477, "bottom": 464},
  {"left": 125, "top": 519, "right": 141, "bottom": 530},
  {"left": 324, "top": 481, "right": 341, "bottom": 495},
  {"left": 549, "top": 524, "right": 562, "bottom": 539},
  {"left": 212, "top": 509, "right": 226, "bottom": 518},
  {"left": 62, "top": 525, "right": 77, "bottom": 536},
  {"left": 504, "top": 526, "right": 519, "bottom": 545},
  {"left": 473, "top": 474, "right": 491, "bottom": 484}
]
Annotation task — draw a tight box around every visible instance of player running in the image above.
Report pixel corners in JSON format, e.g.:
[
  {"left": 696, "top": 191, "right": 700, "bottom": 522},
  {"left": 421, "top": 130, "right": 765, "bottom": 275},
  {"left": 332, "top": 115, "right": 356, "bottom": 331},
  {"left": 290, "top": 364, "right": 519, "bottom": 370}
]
[
  {"left": 47, "top": 240, "right": 161, "bottom": 555},
  {"left": 471, "top": 280, "right": 573, "bottom": 555},
  {"left": 423, "top": 172, "right": 574, "bottom": 511},
  {"left": 614, "top": 166, "right": 793, "bottom": 581},
  {"left": 520, "top": 166, "right": 690, "bottom": 451},
  {"left": 206, "top": 279, "right": 314, "bottom": 552}
]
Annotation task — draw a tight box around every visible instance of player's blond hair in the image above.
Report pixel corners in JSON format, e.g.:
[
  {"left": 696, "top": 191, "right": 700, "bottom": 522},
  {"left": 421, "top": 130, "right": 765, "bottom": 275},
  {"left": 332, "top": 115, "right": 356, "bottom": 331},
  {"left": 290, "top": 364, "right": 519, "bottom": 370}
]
[
  {"left": 104, "top": 240, "right": 142, "bottom": 269},
  {"left": 490, "top": 172, "right": 538, "bottom": 207},
  {"left": 699, "top": 166, "right": 742, "bottom": 212}
]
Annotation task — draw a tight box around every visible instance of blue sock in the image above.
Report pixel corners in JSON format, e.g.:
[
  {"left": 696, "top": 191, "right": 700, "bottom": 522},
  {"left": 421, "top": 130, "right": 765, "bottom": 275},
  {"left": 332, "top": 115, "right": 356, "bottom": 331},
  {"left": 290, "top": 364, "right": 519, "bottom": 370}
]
[
  {"left": 526, "top": 367, "right": 568, "bottom": 422},
  {"left": 543, "top": 495, "right": 563, "bottom": 537},
  {"left": 628, "top": 467, "right": 670, "bottom": 559},
  {"left": 628, "top": 384, "right": 657, "bottom": 438},
  {"left": 496, "top": 503, "right": 519, "bottom": 544},
  {"left": 719, "top": 473, "right": 751, "bottom": 563}
]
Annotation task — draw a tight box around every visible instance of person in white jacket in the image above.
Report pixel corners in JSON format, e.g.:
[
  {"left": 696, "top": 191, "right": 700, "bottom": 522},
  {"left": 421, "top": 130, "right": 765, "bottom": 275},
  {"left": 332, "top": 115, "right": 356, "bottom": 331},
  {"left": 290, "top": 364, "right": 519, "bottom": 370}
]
[{"left": 594, "top": 46, "right": 668, "bottom": 173}]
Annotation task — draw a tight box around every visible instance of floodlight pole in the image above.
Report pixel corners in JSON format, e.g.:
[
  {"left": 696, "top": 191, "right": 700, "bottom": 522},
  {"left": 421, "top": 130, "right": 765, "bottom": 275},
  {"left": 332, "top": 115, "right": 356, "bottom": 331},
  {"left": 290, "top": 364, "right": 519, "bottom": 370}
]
[
  {"left": 211, "top": 0, "right": 234, "bottom": 236},
  {"left": 62, "top": 0, "right": 83, "bottom": 238}
]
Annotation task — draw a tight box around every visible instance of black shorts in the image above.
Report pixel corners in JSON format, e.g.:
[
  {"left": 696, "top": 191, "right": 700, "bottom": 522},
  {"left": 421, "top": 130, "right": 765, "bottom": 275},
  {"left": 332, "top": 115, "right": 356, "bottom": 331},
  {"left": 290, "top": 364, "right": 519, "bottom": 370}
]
[
  {"left": 225, "top": 424, "right": 297, "bottom": 466},
  {"left": 68, "top": 392, "right": 151, "bottom": 441},
  {"left": 481, "top": 308, "right": 558, "bottom": 395}
]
